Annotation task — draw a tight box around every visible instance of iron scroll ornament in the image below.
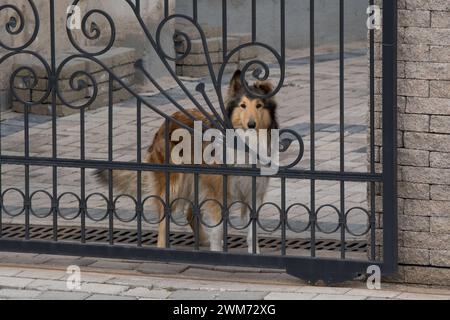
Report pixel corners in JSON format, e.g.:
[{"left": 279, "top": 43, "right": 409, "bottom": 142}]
[
  {"left": 63, "top": 0, "right": 303, "bottom": 158},
  {"left": 0, "top": 0, "right": 304, "bottom": 164}
]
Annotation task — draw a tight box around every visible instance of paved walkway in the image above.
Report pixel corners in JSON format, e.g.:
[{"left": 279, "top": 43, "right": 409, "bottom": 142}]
[{"left": 0, "top": 253, "right": 449, "bottom": 300}]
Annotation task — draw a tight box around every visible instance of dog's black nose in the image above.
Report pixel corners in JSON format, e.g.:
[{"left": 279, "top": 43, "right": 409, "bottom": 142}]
[{"left": 248, "top": 120, "right": 256, "bottom": 129}]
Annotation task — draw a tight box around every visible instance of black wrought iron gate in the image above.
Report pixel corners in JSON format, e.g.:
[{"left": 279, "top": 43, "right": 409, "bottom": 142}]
[{"left": 0, "top": 0, "right": 397, "bottom": 284}]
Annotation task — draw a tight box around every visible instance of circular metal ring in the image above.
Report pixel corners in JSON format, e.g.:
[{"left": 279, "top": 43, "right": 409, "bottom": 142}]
[
  {"left": 227, "top": 201, "right": 253, "bottom": 231},
  {"left": 1, "top": 188, "right": 25, "bottom": 217},
  {"left": 286, "top": 203, "right": 311, "bottom": 233},
  {"left": 57, "top": 192, "right": 82, "bottom": 220},
  {"left": 85, "top": 193, "right": 109, "bottom": 222},
  {"left": 169, "top": 197, "right": 194, "bottom": 227},
  {"left": 113, "top": 194, "right": 137, "bottom": 223},
  {"left": 256, "top": 202, "right": 282, "bottom": 233},
  {"left": 345, "top": 206, "right": 371, "bottom": 237},
  {"left": 199, "top": 199, "right": 224, "bottom": 229},
  {"left": 29, "top": 190, "right": 53, "bottom": 218},
  {"left": 315, "top": 204, "right": 341, "bottom": 234},
  {"left": 142, "top": 195, "right": 166, "bottom": 225}
]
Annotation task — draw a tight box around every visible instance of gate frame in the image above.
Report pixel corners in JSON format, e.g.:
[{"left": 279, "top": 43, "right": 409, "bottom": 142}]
[{"left": 0, "top": 0, "right": 398, "bottom": 284}]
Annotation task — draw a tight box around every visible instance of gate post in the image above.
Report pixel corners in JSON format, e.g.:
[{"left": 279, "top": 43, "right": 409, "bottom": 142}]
[
  {"left": 381, "top": 0, "right": 398, "bottom": 276},
  {"left": 377, "top": 0, "right": 450, "bottom": 285}
]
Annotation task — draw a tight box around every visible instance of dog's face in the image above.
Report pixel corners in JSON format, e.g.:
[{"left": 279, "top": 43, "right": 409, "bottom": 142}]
[{"left": 226, "top": 70, "right": 278, "bottom": 130}]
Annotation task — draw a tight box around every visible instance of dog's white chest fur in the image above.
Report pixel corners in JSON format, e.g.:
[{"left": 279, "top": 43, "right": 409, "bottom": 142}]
[{"left": 228, "top": 175, "right": 270, "bottom": 204}]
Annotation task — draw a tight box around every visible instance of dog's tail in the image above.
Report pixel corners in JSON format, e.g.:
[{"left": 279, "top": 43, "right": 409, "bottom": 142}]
[{"left": 94, "top": 169, "right": 153, "bottom": 196}]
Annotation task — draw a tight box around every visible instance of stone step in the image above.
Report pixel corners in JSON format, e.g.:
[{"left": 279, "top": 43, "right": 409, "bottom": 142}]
[
  {"left": 176, "top": 62, "right": 239, "bottom": 78},
  {"left": 174, "top": 32, "right": 259, "bottom": 77},
  {"left": 176, "top": 51, "right": 239, "bottom": 66},
  {"left": 175, "top": 36, "right": 238, "bottom": 55},
  {"left": 13, "top": 74, "right": 135, "bottom": 105},
  {"left": 12, "top": 86, "right": 133, "bottom": 117},
  {"left": 12, "top": 47, "right": 137, "bottom": 80},
  {"left": 175, "top": 22, "right": 222, "bottom": 40}
]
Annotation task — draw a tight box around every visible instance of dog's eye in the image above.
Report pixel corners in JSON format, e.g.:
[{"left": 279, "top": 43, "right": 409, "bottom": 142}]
[
  {"left": 256, "top": 103, "right": 263, "bottom": 109},
  {"left": 240, "top": 103, "right": 246, "bottom": 109}
]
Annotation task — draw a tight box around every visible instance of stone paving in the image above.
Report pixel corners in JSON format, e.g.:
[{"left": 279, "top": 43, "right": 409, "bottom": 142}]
[
  {"left": 0, "top": 253, "right": 449, "bottom": 300},
  {"left": 1, "top": 44, "right": 373, "bottom": 257}
]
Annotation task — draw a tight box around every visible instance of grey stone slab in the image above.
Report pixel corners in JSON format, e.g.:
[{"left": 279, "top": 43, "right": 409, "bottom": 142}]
[
  {"left": 36, "top": 290, "right": 91, "bottom": 300},
  {"left": 16, "top": 269, "right": 66, "bottom": 280},
  {"left": 26, "top": 279, "right": 69, "bottom": 291},
  {"left": 88, "top": 260, "right": 141, "bottom": 271},
  {"left": 313, "top": 294, "right": 367, "bottom": 300},
  {"left": 264, "top": 292, "right": 317, "bottom": 300},
  {"left": 0, "top": 289, "right": 42, "bottom": 299},
  {"left": 123, "top": 287, "right": 171, "bottom": 299},
  {"left": 136, "top": 262, "right": 189, "bottom": 275},
  {"left": 0, "top": 276, "right": 35, "bottom": 289},
  {"left": 0, "top": 267, "right": 22, "bottom": 277},
  {"left": 86, "top": 294, "right": 137, "bottom": 300},
  {"left": 168, "top": 290, "right": 267, "bottom": 300}
]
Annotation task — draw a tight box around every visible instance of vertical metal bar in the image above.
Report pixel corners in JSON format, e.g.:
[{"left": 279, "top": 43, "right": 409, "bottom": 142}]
[
  {"left": 80, "top": 108, "right": 86, "bottom": 243},
  {"left": 369, "top": 0, "right": 376, "bottom": 261},
  {"left": 194, "top": 173, "right": 200, "bottom": 251},
  {"left": 221, "top": 0, "right": 228, "bottom": 252},
  {"left": 222, "top": 0, "right": 228, "bottom": 62},
  {"left": 164, "top": 0, "right": 169, "bottom": 18},
  {"left": 339, "top": 0, "right": 346, "bottom": 259},
  {"left": 280, "top": 2, "right": 287, "bottom": 256},
  {"left": 136, "top": 102, "right": 142, "bottom": 247},
  {"left": 251, "top": 0, "right": 256, "bottom": 42},
  {"left": 24, "top": 103, "right": 30, "bottom": 240},
  {"left": 281, "top": 178, "right": 286, "bottom": 256},
  {"left": 50, "top": 0, "right": 58, "bottom": 241},
  {"left": 0, "top": 99, "right": 2, "bottom": 238},
  {"left": 136, "top": 2, "right": 142, "bottom": 248},
  {"left": 251, "top": 174, "right": 257, "bottom": 254},
  {"left": 193, "top": 0, "right": 198, "bottom": 22},
  {"left": 309, "top": 0, "right": 316, "bottom": 258},
  {"left": 222, "top": 134, "right": 228, "bottom": 252},
  {"left": 164, "top": 118, "right": 171, "bottom": 249},
  {"left": 382, "top": 0, "right": 398, "bottom": 273},
  {"left": 280, "top": 0, "right": 285, "bottom": 62},
  {"left": 108, "top": 77, "right": 114, "bottom": 245}
]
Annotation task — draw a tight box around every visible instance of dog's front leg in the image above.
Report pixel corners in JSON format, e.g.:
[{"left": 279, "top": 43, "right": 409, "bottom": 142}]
[
  {"left": 202, "top": 202, "right": 223, "bottom": 252},
  {"left": 157, "top": 204, "right": 167, "bottom": 248},
  {"left": 210, "top": 225, "right": 223, "bottom": 252},
  {"left": 246, "top": 199, "right": 261, "bottom": 254}
]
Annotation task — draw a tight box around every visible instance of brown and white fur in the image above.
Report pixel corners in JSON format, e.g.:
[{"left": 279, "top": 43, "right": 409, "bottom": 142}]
[{"left": 96, "top": 70, "right": 278, "bottom": 253}]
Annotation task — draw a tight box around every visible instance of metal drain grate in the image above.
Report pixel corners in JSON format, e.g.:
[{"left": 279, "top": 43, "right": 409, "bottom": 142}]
[{"left": 0, "top": 224, "right": 367, "bottom": 253}]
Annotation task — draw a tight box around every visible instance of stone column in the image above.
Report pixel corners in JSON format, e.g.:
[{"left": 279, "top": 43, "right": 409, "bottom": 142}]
[{"left": 375, "top": 0, "right": 450, "bottom": 286}]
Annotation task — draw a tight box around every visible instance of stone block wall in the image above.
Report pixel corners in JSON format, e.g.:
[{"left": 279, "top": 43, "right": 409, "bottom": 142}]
[
  {"left": 375, "top": 0, "right": 450, "bottom": 286},
  {"left": 174, "top": 25, "right": 258, "bottom": 78}
]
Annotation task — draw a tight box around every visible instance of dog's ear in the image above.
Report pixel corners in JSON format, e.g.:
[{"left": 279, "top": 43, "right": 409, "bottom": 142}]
[
  {"left": 254, "top": 80, "right": 274, "bottom": 95},
  {"left": 229, "top": 70, "right": 242, "bottom": 95}
]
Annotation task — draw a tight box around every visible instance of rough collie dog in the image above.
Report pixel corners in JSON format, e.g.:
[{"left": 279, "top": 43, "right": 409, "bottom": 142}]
[{"left": 96, "top": 70, "right": 278, "bottom": 253}]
